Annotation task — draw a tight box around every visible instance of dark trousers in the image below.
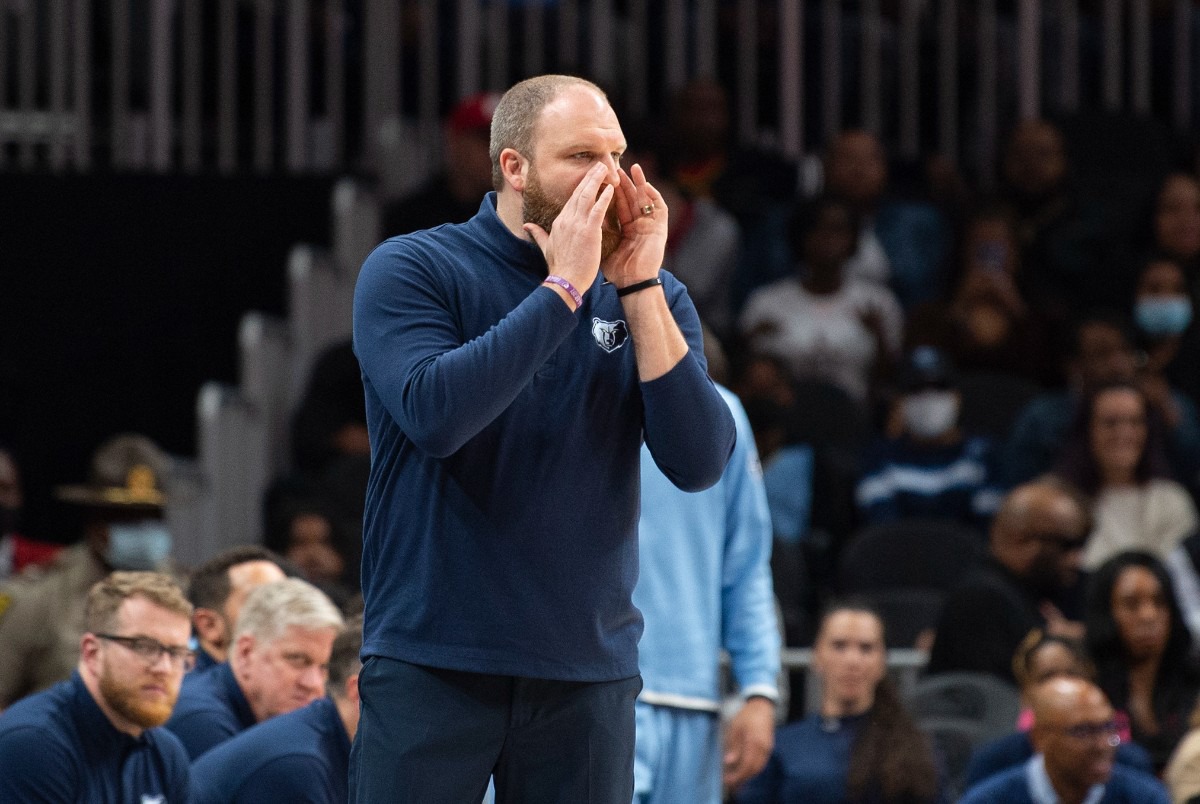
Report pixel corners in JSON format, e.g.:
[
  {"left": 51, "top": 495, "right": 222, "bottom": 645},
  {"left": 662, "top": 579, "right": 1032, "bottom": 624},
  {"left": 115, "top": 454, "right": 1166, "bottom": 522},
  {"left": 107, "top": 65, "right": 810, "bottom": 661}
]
[{"left": 349, "top": 656, "right": 641, "bottom": 804}]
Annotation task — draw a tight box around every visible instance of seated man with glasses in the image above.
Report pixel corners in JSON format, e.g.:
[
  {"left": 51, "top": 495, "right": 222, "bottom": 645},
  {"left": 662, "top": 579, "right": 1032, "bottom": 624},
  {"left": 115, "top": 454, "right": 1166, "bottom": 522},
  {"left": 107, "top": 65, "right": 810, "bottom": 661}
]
[
  {"left": 927, "top": 479, "right": 1092, "bottom": 684},
  {"left": 960, "top": 676, "right": 1168, "bottom": 803},
  {"left": 0, "top": 571, "right": 195, "bottom": 801},
  {"left": 165, "top": 577, "right": 343, "bottom": 760}
]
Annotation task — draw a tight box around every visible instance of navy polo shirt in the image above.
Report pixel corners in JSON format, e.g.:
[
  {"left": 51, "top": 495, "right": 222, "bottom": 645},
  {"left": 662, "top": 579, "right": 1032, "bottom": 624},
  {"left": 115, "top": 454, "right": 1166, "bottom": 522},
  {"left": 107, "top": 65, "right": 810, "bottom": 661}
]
[
  {"left": 0, "top": 671, "right": 190, "bottom": 802},
  {"left": 191, "top": 644, "right": 219, "bottom": 674},
  {"left": 164, "top": 661, "right": 256, "bottom": 760},
  {"left": 190, "top": 696, "right": 351, "bottom": 803}
]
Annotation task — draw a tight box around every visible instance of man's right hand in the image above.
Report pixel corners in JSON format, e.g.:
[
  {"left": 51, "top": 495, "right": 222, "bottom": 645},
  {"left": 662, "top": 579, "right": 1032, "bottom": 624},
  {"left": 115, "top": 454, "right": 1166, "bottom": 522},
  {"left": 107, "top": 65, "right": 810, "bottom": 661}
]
[{"left": 524, "top": 163, "right": 614, "bottom": 306}]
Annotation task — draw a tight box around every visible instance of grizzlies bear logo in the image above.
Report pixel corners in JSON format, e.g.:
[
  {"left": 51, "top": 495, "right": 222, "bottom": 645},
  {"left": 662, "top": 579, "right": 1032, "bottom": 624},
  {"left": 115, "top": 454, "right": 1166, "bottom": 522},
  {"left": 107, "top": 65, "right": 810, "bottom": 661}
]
[{"left": 591, "top": 318, "right": 629, "bottom": 353}]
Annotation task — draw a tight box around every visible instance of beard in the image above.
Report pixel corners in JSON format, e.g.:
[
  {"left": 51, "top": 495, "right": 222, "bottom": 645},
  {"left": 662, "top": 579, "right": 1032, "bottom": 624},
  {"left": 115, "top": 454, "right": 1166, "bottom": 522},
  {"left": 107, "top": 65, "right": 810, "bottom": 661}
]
[
  {"left": 99, "top": 661, "right": 179, "bottom": 729},
  {"left": 523, "top": 164, "right": 622, "bottom": 260}
]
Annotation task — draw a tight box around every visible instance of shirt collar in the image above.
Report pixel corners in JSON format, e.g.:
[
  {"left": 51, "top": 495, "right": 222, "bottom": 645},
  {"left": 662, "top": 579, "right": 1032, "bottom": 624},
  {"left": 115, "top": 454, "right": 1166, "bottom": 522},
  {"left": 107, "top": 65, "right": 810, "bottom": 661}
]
[
  {"left": 1026, "top": 754, "right": 1106, "bottom": 804},
  {"left": 219, "top": 661, "right": 258, "bottom": 728},
  {"left": 469, "top": 192, "right": 547, "bottom": 272}
]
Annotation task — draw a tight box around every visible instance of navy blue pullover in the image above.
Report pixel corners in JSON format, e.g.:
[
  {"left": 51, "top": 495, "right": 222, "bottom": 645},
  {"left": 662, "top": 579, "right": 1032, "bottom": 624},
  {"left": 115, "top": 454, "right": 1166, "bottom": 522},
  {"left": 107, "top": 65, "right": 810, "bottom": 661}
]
[
  {"left": 164, "top": 661, "right": 256, "bottom": 760},
  {"left": 0, "top": 671, "right": 190, "bottom": 802},
  {"left": 190, "top": 696, "right": 350, "bottom": 803},
  {"left": 352, "top": 193, "right": 735, "bottom": 681}
]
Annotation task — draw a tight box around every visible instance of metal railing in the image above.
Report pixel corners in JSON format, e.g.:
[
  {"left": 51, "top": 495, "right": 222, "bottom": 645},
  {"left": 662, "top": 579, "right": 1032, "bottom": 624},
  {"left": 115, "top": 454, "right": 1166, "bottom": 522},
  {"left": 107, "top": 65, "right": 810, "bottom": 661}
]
[{"left": 3, "top": 1, "right": 1194, "bottom": 185}]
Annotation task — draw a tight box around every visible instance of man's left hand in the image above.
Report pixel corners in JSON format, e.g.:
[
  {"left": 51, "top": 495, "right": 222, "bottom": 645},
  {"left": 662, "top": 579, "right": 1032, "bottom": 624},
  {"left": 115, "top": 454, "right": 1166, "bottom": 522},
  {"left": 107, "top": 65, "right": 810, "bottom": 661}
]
[
  {"left": 600, "top": 164, "right": 668, "bottom": 288},
  {"left": 722, "top": 696, "right": 775, "bottom": 792}
]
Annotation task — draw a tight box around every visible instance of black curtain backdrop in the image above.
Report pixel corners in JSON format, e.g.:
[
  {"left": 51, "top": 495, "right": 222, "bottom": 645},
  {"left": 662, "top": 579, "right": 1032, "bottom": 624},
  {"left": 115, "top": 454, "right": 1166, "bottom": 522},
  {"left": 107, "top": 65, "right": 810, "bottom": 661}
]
[{"left": 0, "top": 173, "right": 335, "bottom": 542}]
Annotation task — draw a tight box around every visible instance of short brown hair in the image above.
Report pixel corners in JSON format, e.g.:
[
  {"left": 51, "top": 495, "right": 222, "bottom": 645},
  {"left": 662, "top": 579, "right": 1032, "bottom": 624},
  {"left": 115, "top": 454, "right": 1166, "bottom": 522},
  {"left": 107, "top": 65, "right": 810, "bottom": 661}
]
[
  {"left": 85, "top": 571, "right": 193, "bottom": 633},
  {"left": 489, "top": 74, "right": 606, "bottom": 190}
]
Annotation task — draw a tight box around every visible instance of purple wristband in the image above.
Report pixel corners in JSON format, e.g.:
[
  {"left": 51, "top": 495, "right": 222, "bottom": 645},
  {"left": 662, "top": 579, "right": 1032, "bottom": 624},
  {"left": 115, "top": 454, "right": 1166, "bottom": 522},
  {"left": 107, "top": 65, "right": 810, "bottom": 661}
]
[{"left": 543, "top": 275, "right": 583, "bottom": 309}]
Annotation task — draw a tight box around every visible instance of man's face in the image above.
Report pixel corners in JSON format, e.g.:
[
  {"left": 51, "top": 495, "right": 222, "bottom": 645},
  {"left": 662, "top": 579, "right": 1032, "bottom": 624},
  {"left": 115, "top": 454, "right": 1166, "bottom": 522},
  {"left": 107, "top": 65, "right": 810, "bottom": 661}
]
[
  {"left": 1034, "top": 686, "right": 1118, "bottom": 791},
  {"left": 825, "top": 132, "right": 887, "bottom": 207},
  {"left": 520, "top": 86, "right": 625, "bottom": 260},
  {"left": 91, "top": 596, "right": 192, "bottom": 730},
  {"left": 1004, "top": 122, "right": 1066, "bottom": 198},
  {"left": 238, "top": 624, "right": 338, "bottom": 721},
  {"left": 1004, "top": 493, "right": 1087, "bottom": 592}
]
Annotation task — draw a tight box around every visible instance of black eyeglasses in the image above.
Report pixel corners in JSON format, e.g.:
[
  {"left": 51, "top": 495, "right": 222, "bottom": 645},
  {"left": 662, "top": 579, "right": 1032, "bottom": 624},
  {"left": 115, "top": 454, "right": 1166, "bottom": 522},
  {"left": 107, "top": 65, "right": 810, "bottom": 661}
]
[
  {"left": 1061, "top": 720, "right": 1121, "bottom": 744},
  {"left": 94, "top": 633, "right": 196, "bottom": 672}
]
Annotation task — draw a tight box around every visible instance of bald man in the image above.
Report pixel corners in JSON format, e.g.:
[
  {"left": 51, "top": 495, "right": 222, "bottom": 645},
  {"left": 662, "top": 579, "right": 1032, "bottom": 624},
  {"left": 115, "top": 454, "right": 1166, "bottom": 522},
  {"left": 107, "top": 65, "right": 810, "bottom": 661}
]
[
  {"left": 927, "top": 479, "right": 1091, "bottom": 682},
  {"left": 185, "top": 547, "right": 289, "bottom": 672},
  {"left": 960, "top": 677, "right": 1167, "bottom": 803}
]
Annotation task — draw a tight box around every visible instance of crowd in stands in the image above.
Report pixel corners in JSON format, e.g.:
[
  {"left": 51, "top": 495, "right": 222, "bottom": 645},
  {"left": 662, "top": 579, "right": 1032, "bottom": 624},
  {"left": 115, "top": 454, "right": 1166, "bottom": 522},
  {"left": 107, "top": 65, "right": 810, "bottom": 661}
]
[{"left": 9, "top": 69, "right": 1200, "bottom": 800}]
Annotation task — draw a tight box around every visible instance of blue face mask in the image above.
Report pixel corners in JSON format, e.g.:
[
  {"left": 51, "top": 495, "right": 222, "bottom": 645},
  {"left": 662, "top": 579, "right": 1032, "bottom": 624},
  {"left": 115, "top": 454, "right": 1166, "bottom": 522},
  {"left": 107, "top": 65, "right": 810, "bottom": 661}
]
[
  {"left": 1135, "top": 296, "right": 1193, "bottom": 337},
  {"left": 105, "top": 522, "right": 172, "bottom": 570}
]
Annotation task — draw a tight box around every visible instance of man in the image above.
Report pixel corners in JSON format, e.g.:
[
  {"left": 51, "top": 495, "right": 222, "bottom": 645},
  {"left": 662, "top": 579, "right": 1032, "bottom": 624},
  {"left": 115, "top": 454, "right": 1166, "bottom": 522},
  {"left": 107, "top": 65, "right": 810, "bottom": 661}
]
[
  {"left": 633, "top": 341, "right": 780, "bottom": 803},
  {"left": 351, "top": 74, "right": 735, "bottom": 802},
  {"left": 856, "top": 346, "right": 1002, "bottom": 530},
  {"left": 927, "top": 479, "right": 1091, "bottom": 682},
  {"left": 1000, "top": 313, "right": 1200, "bottom": 487},
  {"left": 190, "top": 616, "right": 361, "bottom": 803},
  {"left": 187, "top": 545, "right": 289, "bottom": 672},
  {"left": 822, "top": 129, "right": 950, "bottom": 309},
  {"left": 0, "top": 433, "right": 175, "bottom": 707},
  {"left": 0, "top": 571, "right": 194, "bottom": 801},
  {"left": 960, "top": 677, "right": 1168, "bottom": 803},
  {"left": 165, "top": 577, "right": 343, "bottom": 759}
]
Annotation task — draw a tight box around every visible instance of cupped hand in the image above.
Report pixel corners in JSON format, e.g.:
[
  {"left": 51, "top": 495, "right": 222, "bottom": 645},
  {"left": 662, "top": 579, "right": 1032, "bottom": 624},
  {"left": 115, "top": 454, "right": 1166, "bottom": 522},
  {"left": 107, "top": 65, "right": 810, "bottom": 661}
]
[
  {"left": 601, "top": 164, "right": 669, "bottom": 288},
  {"left": 523, "top": 162, "right": 615, "bottom": 292}
]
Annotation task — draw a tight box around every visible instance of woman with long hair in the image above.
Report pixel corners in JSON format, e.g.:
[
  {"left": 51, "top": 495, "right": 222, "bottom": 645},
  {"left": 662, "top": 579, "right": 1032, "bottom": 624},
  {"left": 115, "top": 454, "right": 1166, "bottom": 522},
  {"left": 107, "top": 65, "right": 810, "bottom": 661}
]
[
  {"left": 736, "top": 600, "right": 943, "bottom": 803},
  {"left": 1085, "top": 551, "right": 1200, "bottom": 772},
  {"left": 1052, "top": 381, "right": 1197, "bottom": 570}
]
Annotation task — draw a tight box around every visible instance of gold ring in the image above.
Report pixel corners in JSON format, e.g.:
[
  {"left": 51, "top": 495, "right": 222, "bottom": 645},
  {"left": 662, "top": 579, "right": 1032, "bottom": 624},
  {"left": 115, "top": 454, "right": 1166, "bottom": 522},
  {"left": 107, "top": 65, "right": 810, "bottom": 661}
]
[{"left": 641, "top": 203, "right": 655, "bottom": 216}]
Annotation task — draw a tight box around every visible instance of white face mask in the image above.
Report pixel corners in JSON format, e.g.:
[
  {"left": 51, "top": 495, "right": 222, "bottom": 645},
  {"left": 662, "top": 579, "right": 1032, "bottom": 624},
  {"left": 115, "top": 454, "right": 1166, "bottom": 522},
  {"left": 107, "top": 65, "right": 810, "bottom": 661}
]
[{"left": 901, "top": 390, "right": 959, "bottom": 440}]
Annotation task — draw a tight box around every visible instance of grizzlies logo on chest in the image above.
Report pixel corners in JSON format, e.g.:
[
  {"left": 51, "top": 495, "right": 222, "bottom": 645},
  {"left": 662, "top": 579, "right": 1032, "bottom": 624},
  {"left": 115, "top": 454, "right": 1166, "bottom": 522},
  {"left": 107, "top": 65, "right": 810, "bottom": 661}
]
[{"left": 591, "top": 318, "right": 629, "bottom": 353}]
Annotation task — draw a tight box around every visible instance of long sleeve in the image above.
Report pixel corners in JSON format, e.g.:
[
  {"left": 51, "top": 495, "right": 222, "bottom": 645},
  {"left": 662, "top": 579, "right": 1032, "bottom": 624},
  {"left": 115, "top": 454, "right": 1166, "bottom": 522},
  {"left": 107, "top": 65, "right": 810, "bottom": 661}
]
[
  {"left": 720, "top": 391, "right": 781, "bottom": 697},
  {"left": 353, "top": 238, "right": 579, "bottom": 459}
]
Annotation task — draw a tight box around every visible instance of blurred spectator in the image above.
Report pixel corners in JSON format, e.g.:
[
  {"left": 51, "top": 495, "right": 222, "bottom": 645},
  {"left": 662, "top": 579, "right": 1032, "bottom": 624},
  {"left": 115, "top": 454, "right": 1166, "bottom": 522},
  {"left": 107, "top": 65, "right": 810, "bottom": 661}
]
[
  {"left": 1000, "top": 313, "right": 1200, "bottom": 487},
  {"left": 735, "top": 601, "right": 944, "bottom": 803},
  {"left": 186, "top": 546, "right": 289, "bottom": 673},
  {"left": 906, "top": 206, "right": 1057, "bottom": 385},
  {"left": 1052, "top": 382, "right": 1198, "bottom": 570},
  {"left": 738, "top": 196, "right": 903, "bottom": 407},
  {"left": 665, "top": 78, "right": 800, "bottom": 311},
  {"left": 1133, "top": 257, "right": 1200, "bottom": 436},
  {"left": 1149, "top": 173, "right": 1200, "bottom": 282},
  {"left": 0, "top": 445, "right": 63, "bottom": 579},
  {"left": 1086, "top": 551, "right": 1200, "bottom": 773},
  {"left": 855, "top": 346, "right": 1002, "bottom": 529},
  {"left": 624, "top": 122, "right": 741, "bottom": 340},
  {"left": 927, "top": 479, "right": 1091, "bottom": 683},
  {"left": 963, "top": 631, "right": 1152, "bottom": 790},
  {"left": 381, "top": 92, "right": 500, "bottom": 236},
  {"left": 189, "top": 616, "right": 363, "bottom": 804},
  {"left": 164, "top": 578, "right": 344, "bottom": 760},
  {"left": 264, "top": 498, "right": 357, "bottom": 611},
  {"left": 958, "top": 677, "right": 1169, "bottom": 804},
  {"left": 1164, "top": 698, "right": 1200, "bottom": 804},
  {"left": 1000, "top": 119, "right": 1121, "bottom": 321},
  {"left": 822, "top": 130, "right": 951, "bottom": 310},
  {"left": 0, "top": 571, "right": 194, "bottom": 801},
  {"left": 288, "top": 341, "right": 368, "bottom": 479},
  {"left": 0, "top": 433, "right": 175, "bottom": 707},
  {"left": 266, "top": 339, "right": 368, "bottom": 593}
]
